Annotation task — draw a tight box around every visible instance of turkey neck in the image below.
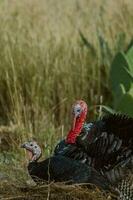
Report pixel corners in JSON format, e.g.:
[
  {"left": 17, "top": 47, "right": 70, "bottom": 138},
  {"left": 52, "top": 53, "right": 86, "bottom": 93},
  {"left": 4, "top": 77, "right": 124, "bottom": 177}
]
[
  {"left": 66, "top": 113, "right": 86, "bottom": 144},
  {"left": 28, "top": 161, "right": 38, "bottom": 177}
]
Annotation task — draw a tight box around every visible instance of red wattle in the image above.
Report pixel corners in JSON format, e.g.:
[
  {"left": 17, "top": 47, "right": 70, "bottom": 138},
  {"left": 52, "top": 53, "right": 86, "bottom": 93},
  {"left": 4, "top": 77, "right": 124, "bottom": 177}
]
[{"left": 66, "top": 112, "right": 86, "bottom": 144}]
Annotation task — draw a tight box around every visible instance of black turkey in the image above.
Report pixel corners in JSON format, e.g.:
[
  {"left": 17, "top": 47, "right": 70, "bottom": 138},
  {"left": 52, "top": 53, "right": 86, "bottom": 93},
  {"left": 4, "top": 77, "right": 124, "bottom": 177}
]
[
  {"left": 21, "top": 140, "right": 110, "bottom": 190},
  {"left": 55, "top": 100, "right": 133, "bottom": 173},
  {"left": 76, "top": 113, "right": 133, "bottom": 172}
]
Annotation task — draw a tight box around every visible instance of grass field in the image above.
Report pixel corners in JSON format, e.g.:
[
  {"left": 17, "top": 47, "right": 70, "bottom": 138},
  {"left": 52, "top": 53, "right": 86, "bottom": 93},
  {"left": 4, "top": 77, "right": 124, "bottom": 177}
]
[{"left": 0, "top": 0, "right": 133, "bottom": 199}]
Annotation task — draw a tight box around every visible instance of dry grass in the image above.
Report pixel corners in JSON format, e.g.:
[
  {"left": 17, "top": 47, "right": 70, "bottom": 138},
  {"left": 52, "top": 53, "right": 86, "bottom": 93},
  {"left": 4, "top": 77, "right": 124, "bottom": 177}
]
[
  {"left": 0, "top": 0, "right": 132, "bottom": 140},
  {"left": 0, "top": 180, "right": 117, "bottom": 200}
]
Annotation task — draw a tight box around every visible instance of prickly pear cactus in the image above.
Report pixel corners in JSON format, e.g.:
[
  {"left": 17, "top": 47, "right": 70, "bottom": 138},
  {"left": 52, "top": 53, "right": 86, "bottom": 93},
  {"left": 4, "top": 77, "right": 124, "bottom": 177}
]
[{"left": 110, "top": 45, "right": 133, "bottom": 117}]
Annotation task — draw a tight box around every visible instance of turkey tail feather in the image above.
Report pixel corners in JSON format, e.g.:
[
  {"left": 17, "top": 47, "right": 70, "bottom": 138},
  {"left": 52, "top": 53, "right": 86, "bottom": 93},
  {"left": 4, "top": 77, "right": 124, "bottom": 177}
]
[{"left": 102, "top": 114, "right": 133, "bottom": 143}]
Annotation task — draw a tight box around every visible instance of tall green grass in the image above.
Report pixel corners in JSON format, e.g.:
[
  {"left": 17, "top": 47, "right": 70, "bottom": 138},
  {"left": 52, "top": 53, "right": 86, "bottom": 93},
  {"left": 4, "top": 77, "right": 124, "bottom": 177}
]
[{"left": 0, "top": 0, "right": 133, "bottom": 144}]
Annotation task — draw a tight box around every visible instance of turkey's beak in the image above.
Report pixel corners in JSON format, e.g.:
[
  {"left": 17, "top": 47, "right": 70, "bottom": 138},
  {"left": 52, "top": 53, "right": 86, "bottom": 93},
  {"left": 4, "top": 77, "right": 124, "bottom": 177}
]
[
  {"left": 21, "top": 143, "right": 26, "bottom": 148},
  {"left": 20, "top": 143, "right": 33, "bottom": 161}
]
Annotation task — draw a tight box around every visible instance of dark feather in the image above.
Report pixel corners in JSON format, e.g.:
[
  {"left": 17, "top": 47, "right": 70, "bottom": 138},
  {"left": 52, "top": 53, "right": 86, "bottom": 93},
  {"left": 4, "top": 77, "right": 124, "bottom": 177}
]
[
  {"left": 102, "top": 114, "right": 133, "bottom": 145},
  {"left": 76, "top": 113, "right": 133, "bottom": 170},
  {"left": 28, "top": 155, "right": 110, "bottom": 190}
]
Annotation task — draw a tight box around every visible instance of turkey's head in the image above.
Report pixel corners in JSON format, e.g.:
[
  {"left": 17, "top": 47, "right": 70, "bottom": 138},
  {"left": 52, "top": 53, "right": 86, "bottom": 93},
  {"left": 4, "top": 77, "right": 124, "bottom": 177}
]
[
  {"left": 21, "top": 141, "right": 42, "bottom": 162},
  {"left": 66, "top": 100, "right": 88, "bottom": 144},
  {"left": 71, "top": 100, "right": 88, "bottom": 130}
]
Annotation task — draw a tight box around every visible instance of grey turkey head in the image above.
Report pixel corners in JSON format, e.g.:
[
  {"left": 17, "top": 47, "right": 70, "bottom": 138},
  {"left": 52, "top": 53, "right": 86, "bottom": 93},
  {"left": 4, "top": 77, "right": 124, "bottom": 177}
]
[{"left": 21, "top": 140, "right": 42, "bottom": 162}]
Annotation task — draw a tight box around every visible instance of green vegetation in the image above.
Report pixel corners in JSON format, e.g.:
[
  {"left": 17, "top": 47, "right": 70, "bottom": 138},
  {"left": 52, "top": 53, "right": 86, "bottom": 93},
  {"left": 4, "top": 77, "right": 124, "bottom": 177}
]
[
  {"left": 110, "top": 46, "right": 133, "bottom": 116},
  {"left": 0, "top": 0, "right": 133, "bottom": 199}
]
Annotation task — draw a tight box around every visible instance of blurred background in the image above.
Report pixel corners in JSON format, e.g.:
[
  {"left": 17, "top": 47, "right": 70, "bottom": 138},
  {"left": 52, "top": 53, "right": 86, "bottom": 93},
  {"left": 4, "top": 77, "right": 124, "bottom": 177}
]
[{"left": 0, "top": 0, "right": 133, "bottom": 181}]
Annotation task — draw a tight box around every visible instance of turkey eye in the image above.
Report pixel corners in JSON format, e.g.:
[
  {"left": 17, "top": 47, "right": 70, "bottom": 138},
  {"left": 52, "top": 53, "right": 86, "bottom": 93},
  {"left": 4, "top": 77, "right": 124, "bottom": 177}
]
[
  {"left": 77, "top": 109, "right": 81, "bottom": 112},
  {"left": 30, "top": 144, "right": 33, "bottom": 146},
  {"left": 35, "top": 146, "right": 37, "bottom": 148}
]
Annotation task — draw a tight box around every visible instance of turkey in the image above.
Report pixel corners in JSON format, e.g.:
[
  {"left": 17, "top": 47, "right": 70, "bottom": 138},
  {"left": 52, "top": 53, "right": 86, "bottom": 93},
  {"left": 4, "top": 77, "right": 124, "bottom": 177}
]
[
  {"left": 55, "top": 100, "right": 133, "bottom": 172},
  {"left": 21, "top": 140, "right": 110, "bottom": 190},
  {"left": 54, "top": 100, "right": 133, "bottom": 199}
]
